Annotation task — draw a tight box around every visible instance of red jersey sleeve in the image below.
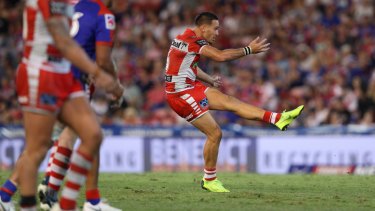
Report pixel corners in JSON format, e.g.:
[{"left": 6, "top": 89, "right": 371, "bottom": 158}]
[
  {"left": 37, "top": 0, "right": 73, "bottom": 20},
  {"left": 188, "top": 37, "right": 209, "bottom": 54}
]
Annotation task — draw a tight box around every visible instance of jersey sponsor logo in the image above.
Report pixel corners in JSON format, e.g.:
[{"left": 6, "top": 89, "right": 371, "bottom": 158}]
[
  {"left": 104, "top": 14, "right": 116, "bottom": 30},
  {"left": 40, "top": 93, "right": 57, "bottom": 106},
  {"left": 196, "top": 39, "right": 208, "bottom": 46},
  {"left": 165, "top": 75, "right": 172, "bottom": 82},
  {"left": 171, "top": 40, "right": 188, "bottom": 51},
  {"left": 199, "top": 98, "right": 208, "bottom": 109}
]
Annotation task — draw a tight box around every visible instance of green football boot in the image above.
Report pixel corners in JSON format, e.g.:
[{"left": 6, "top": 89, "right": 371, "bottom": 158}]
[
  {"left": 201, "top": 179, "right": 230, "bottom": 193},
  {"left": 275, "top": 105, "right": 305, "bottom": 131}
]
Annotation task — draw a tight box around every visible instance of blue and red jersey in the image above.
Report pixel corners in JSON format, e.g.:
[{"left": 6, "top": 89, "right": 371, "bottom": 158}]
[{"left": 71, "top": 0, "right": 115, "bottom": 83}]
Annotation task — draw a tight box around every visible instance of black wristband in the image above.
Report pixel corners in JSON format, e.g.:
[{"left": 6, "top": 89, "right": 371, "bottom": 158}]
[{"left": 243, "top": 46, "right": 252, "bottom": 55}]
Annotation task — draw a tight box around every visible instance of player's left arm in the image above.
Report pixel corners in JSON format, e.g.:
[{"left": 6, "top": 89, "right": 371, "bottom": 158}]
[
  {"left": 200, "top": 37, "right": 270, "bottom": 62},
  {"left": 197, "top": 66, "right": 222, "bottom": 88}
]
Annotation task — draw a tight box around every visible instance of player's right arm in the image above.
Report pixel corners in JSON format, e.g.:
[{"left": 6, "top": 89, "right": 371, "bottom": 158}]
[
  {"left": 96, "top": 45, "right": 124, "bottom": 100},
  {"left": 196, "top": 67, "right": 222, "bottom": 88},
  {"left": 95, "top": 12, "right": 124, "bottom": 101},
  {"left": 200, "top": 37, "right": 270, "bottom": 62}
]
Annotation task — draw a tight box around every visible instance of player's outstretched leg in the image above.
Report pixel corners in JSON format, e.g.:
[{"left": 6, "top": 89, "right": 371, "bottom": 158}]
[
  {"left": 206, "top": 88, "right": 304, "bottom": 131},
  {"left": 191, "top": 113, "right": 230, "bottom": 193}
]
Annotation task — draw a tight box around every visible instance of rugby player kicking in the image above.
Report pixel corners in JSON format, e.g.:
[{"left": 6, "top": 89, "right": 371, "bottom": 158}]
[{"left": 165, "top": 12, "right": 304, "bottom": 192}]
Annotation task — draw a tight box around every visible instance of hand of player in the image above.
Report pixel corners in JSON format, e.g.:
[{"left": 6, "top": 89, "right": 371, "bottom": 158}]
[
  {"left": 91, "top": 68, "right": 116, "bottom": 91},
  {"left": 109, "top": 82, "right": 125, "bottom": 109},
  {"left": 212, "top": 75, "right": 222, "bottom": 88},
  {"left": 248, "top": 37, "right": 270, "bottom": 54}
]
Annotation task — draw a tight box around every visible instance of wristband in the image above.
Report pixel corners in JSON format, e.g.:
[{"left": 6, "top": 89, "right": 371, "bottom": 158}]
[{"left": 243, "top": 46, "right": 252, "bottom": 55}]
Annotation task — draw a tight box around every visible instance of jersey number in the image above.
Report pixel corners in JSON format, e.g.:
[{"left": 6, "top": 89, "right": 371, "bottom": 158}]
[{"left": 70, "top": 12, "right": 84, "bottom": 37}]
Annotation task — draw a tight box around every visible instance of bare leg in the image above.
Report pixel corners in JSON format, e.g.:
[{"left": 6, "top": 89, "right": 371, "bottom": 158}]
[
  {"left": 19, "top": 112, "right": 56, "bottom": 202},
  {"left": 190, "top": 112, "right": 222, "bottom": 168},
  {"left": 86, "top": 155, "right": 100, "bottom": 190},
  {"left": 8, "top": 151, "right": 24, "bottom": 185},
  {"left": 206, "top": 88, "right": 265, "bottom": 120},
  {"left": 59, "top": 97, "right": 102, "bottom": 157},
  {"left": 56, "top": 127, "right": 78, "bottom": 149},
  {"left": 57, "top": 97, "right": 103, "bottom": 209},
  {"left": 190, "top": 112, "right": 230, "bottom": 192}
]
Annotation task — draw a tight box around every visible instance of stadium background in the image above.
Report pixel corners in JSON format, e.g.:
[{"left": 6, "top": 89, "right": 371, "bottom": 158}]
[{"left": 0, "top": 0, "right": 375, "bottom": 175}]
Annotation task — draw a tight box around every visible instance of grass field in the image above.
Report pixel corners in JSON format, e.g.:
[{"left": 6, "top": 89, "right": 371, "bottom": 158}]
[{"left": 1, "top": 172, "right": 375, "bottom": 210}]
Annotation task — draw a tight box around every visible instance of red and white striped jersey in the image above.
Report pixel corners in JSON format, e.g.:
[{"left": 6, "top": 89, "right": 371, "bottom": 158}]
[
  {"left": 165, "top": 28, "right": 209, "bottom": 93},
  {"left": 22, "top": 0, "right": 75, "bottom": 73}
]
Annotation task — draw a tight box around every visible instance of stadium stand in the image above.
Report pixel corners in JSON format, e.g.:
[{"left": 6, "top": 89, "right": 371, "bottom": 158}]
[{"left": 0, "top": 0, "right": 374, "bottom": 127}]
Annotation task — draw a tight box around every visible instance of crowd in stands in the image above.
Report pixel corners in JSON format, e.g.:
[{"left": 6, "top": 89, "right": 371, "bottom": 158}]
[{"left": 0, "top": 0, "right": 374, "bottom": 128}]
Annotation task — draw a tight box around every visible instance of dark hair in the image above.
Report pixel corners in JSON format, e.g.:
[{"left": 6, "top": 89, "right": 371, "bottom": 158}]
[{"left": 194, "top": 12, "right": 218, "bottom": 26}]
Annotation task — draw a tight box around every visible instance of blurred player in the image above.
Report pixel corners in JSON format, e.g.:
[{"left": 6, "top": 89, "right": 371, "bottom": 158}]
[
  {"left": 0, "top": 125, "right": 63, "bottom": 211},
  {"left": 38, "top": 0, "right": 123, "bottom": 210},
  {"left": 0, "top": 0, "right": 123, "bottom": 211},
  {"left": 0, "top": 0, "right": 120, "bottom": 210},
  {"left": 165, "top": 12, "right": 304, "bottom": 192}
]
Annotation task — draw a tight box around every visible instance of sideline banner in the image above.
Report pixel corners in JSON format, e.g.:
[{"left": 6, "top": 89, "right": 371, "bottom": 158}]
[
  {"left": 256, "top": 136, "right": 375, "bottom": 174},
  {"left": 0, "top": 137, "right": 255, "bottom": 173},
  {"left": 99, "top": 137, "right": 144, "bottom": 173},
  {"left": 0, "top": 138, "right": 24, "bottom": 170},
  {"left": 2, "top": 130, "right": 375, "bottom": 174},
  {"left": 145, "top": 137, "right": 256, "bottom": 172},
  {"left": 0, "top": 137, "right": 145, "bottom": 173}
]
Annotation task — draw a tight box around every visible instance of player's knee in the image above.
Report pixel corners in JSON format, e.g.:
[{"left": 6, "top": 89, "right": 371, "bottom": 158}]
[
  {"left": 78, "top": 127, "right": 103, "bottom": 153},
  {"left": 208, "top": 125, "right": 222, "bottom": 143},
  {"left": 88, "top": 128, "right": 104, "bottom": 146},
  {"left": 25, "top": 143, "right": 50, "bottom": 164}
]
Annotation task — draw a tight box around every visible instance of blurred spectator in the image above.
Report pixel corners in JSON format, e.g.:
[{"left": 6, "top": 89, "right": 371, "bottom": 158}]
[
  {"left": 0, "top": 0, "right": 374, "bottom": 127},
  {"left": 120, "top": 107, "right": 143, "bottom": 126}
]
